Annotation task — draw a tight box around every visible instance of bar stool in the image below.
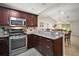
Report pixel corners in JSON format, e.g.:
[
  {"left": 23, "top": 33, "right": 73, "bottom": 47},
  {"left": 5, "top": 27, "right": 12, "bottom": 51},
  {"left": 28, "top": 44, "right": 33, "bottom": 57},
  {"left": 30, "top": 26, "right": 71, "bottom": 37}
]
[{"left": 65, "top": 31, "right": 71, "bottom": 46}]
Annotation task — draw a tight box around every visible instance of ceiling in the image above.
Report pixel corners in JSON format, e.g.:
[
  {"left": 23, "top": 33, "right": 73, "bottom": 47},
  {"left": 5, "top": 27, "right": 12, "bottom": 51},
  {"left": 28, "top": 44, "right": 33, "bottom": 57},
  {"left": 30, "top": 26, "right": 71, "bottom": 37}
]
[{"left": 0, "top": 3, "right": 79, "bottom": 22}]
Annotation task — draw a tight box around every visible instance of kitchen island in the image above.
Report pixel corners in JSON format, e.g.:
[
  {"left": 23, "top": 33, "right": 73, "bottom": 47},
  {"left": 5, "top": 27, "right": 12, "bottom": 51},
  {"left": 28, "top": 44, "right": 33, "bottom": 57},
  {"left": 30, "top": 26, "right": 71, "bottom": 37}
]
[{"left": 27, "top": 31, "right": 64, "bottom": 56}]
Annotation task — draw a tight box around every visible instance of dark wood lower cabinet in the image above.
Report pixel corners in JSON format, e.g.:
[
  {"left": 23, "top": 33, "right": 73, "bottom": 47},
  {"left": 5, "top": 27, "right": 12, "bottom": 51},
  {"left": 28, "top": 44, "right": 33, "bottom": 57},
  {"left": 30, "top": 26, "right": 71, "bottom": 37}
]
[
  {"left": 27, "top": 34, "right": 63, "bottom": 56},
  {"left": 53, "top": 37, "right": 63, "bottom": 56},
  {"left": 36, "top": 36, "right": 53, "bottom": 56},
  {"left": 27, "top": 34, "right": 38, "bottom": 49},
  {"left": 0, "top": 37, "right": 9, "bottom": 56}
]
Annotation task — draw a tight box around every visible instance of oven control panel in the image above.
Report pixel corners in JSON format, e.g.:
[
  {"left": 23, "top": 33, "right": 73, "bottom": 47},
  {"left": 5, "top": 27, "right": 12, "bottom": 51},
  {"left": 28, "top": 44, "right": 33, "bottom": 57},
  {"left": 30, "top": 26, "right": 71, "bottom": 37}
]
[{"left": 9, "top": 35, "right": 27, "bottom": 39}]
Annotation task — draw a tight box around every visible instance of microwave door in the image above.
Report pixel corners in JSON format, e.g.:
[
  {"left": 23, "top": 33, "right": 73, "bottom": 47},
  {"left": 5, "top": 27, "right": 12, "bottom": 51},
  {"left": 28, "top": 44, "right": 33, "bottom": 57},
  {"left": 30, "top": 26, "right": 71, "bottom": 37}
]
[
  {"left": 10, "top": 17, "right": 26, "bottom": 26},
  {"left": 10, "top": 17, "right": 17, "bottom": 26},
  {"left": 10, "top": 20, "right": 22, "bottom": 26}
]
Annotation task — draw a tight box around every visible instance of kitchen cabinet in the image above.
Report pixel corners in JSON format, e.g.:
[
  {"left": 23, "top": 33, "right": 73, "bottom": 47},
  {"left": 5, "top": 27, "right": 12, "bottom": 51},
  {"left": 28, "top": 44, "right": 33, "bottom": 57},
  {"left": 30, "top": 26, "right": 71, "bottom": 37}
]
[
  {"left": 0, "top": 37, "right": 9, "bottom": 56},
  {"left": 27, "top": 14, "right": 38, "bottom": 27},
  {"left": 19, "top": 12, "right": 26, "bottom": 19},
  {"left": 38, "top": 36, "right": 63, "bottom": 56},
  {"left": 10, "top": 10, "right": 38, "bottom": 27},
  {"left": 37, "top": 36, "right": 53, "bottom": 56},
  {"left": 27, "top": 34, "right": 33, "bottom": 49},
  {"left": 0, "top": 7, "right": 9, "bottom": 26},
  {"left": 10, "top": 10, "right": 20, "bottom": 18},
  {"left": 27, "top": 34, "right": 63, "bottom": 56},
  {"left": 10, "top": 10, "right": 26, "bottom": 19},
  {"left": 27, "top": 34, "right": 35, "bottom": 49},
  {"left": 27, "top": 34, "right": 38, "bottom": 49},
  {"left": 0, "top": 7, "right": 38, "bottom": 26}
]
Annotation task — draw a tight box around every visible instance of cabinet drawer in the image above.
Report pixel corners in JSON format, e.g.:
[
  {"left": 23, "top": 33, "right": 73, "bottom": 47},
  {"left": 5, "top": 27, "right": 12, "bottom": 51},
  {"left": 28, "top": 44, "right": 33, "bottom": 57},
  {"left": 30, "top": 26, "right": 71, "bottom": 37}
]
[
  {"left": 38, "top": 40, "right": 52, "bottom": 55},
  {"left": 44, "top": 46, "right": 53, "bottom": 56},
  {"left": 39, "top": 44, "right": 52, "bottom": 56}
]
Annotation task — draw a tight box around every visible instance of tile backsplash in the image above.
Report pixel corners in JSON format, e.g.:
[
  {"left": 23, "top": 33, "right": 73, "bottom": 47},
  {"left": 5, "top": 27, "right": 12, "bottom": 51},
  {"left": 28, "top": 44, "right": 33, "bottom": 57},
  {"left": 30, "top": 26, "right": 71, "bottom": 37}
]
[{"left": 26, "top": 27, "right": 38, "bottom": 34}]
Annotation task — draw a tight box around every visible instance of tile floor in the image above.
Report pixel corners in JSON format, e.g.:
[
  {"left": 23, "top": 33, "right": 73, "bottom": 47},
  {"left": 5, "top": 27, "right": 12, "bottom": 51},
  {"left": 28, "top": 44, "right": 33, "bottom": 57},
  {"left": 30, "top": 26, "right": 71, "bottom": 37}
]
[
  {"left": 65, "top": 35, "right": 79, "bottom": 56},
  {"left": 17, "top": 48, "right": 42, "bottom": 56}
]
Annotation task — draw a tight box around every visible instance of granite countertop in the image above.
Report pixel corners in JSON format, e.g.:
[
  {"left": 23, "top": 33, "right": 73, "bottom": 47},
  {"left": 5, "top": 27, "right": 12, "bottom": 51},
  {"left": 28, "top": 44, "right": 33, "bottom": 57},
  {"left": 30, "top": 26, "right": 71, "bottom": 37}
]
[{"left": 27, "top": 31, "right": 63, "bottom": 40}]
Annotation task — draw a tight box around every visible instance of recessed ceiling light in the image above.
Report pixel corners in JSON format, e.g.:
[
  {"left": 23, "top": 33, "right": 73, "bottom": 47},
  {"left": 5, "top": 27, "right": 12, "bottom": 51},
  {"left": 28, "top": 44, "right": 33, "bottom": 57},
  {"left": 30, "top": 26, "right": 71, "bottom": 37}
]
[
  {"left": 32, "top": 8, "right": 35, "bottom": 10},
  {"left": 60, "top": 11, "right": 64, "bottom": 15}
]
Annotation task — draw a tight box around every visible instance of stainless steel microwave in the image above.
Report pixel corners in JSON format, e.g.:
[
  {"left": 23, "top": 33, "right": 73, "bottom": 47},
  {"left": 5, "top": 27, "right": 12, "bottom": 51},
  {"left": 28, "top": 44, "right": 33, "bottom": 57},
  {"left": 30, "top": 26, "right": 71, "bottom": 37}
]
[{"left": 9, "top": 17, "right": 26, "bottom": 26}]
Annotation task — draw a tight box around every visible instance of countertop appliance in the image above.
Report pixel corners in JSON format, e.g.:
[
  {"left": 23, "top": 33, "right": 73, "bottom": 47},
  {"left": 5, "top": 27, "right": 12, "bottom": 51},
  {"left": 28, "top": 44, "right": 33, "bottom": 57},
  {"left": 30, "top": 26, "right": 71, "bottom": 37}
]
[
  {"left": 9, "top": 29, "right": 27, "bottom": 56},
  {"left": 9, "top": 17, "right": 26, "bottom": 26}
]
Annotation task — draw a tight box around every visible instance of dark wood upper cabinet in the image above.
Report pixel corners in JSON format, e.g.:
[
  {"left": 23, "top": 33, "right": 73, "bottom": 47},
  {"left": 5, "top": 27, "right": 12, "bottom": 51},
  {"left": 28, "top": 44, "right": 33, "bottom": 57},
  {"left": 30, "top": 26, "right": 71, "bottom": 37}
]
[
  {"left": 20, "top": 12, "right": 27, "bottom": 19},
  {"left": 0, "top": 7, "right": 38, "bottom": 27},
  {"left": 9, "top": 10, "right": 38, "bottom": 27},
  {"left": 10, "top": 10, "right": 20, "bottom": 18},
  {"left": 0, "top": 7, "right": 9, "bottom": 26},
  {"left": 27, "top": 14, "right": 38, "bottom": 27},
  {"left": 10, "top": 10, "right": 27, "bottom": 19}
]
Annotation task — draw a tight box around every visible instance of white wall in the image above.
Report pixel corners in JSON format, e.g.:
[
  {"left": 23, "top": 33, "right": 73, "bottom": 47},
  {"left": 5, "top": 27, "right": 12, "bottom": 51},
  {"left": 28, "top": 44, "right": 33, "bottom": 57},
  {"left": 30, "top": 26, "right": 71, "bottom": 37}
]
[
  {"left": 70, "top": 20, "right": 79, "bottom": 36},
  {"left": 38, "top": 16, "right": 56, "bottom": 29}
]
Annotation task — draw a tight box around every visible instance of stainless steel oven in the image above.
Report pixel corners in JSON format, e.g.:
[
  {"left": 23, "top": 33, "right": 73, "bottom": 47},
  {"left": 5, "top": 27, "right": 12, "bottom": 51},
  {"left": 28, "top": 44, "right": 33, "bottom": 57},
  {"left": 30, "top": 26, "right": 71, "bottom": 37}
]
[
  {"left": 9, "top": 29, "right": 27, "bottom": 56},
  {"left": 11, "top": 38, "right": 26, "bottom": 50}
]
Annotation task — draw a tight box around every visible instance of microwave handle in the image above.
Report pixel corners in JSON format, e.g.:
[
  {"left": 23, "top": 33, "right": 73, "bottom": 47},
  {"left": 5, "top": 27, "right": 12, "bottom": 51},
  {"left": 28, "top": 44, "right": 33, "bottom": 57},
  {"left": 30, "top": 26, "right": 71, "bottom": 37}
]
[{"left": 24, "top": 21, "right": 26, "bottom": 25}]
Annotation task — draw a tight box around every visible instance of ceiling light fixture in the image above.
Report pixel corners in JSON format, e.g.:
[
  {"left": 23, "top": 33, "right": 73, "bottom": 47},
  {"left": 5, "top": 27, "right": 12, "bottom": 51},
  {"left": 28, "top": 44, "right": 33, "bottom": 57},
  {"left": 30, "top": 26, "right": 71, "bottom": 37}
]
[
  {"left": 32, "top": 8, "right": 35, "bottom": 10},
  {"left": 60, "top": 11, "right": 64, "bottom": 15}
]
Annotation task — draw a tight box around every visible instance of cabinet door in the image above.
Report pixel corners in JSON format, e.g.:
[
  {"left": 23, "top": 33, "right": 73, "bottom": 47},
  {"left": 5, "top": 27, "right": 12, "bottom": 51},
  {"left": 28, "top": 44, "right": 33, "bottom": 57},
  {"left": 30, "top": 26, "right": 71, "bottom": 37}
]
[
  {"left": 32, "top": 15, "right": 37, "bottom": 27},
  {"left": 43, "top": 38, "right": 53, "bottom": 56},
  {"left": 27, "top": 34, "right": 38, "bottom": 49},
  {"left": 0, "top": 37, "right": 9, "bottom": 56},
  {"left": 27, "top": 34, "right": 33, "bottom": 49},
  {"left": 27, "top": 14, "right": 33, "bottom": 27},
  {"left": 10, "top": 10, "right": 20, "bottom": 18},
  {"left": 32, "top": 34, "right": 38, "bottom": 47},
  {"left": 38, "top": 37, "right": 53, "bottom": 56},
  {"left": 0, "top": 7, "right": 9, "bottom": 26},
  {"left": 40, "top": 37, "right": 53, "bottom": 56},
  {"left": 19, "top": 12, "right": 27, "bottom": 19},
  {"left": 27, "top": 14, "right": 37, "bottom": 27},
  {"left": 37, "top": 36, "right": 44, "bottom": 54}
]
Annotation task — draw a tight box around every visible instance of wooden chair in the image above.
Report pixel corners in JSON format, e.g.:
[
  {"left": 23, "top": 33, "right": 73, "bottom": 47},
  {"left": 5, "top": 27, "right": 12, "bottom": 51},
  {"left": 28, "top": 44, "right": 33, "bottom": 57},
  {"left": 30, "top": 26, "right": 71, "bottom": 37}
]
[{"left": 65, "top": 31, "right": 71, "bottom": 46}]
